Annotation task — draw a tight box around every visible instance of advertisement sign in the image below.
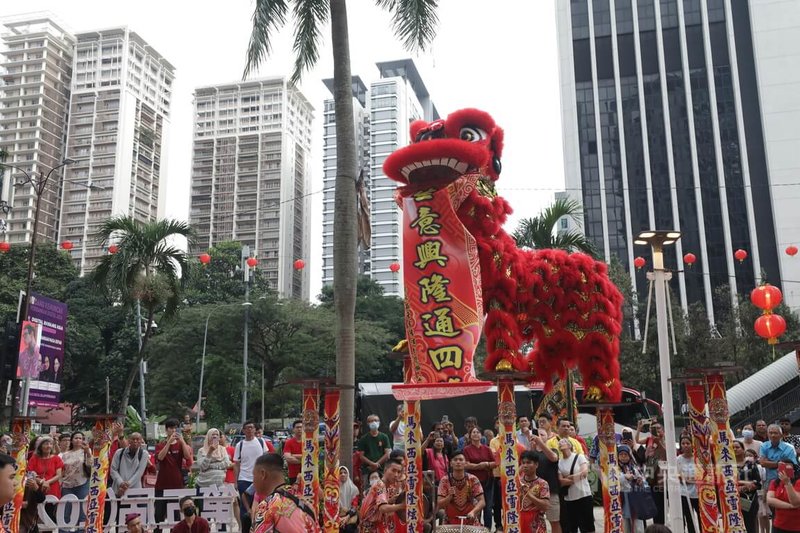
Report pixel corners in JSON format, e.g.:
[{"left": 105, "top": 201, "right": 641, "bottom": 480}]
[{"left": 24, "top": 292, "right": 68, "bottom": 407}]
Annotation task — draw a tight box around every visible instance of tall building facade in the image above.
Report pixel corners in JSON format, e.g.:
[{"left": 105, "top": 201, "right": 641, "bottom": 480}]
[
  {"left": 58, "top": 27, "right": 174, "bottom": 274},
  {"left": 321, "top": 59, "right": 438, "bottom": 296},
  {"left": 189, "top": 78, "right": 313, "bottom": 300},
  {"left": 0, "top": 16, "right": 74, "bottom": 244},
  {"left": 556, "top": 0, "right": 800, "bottom": 320}
]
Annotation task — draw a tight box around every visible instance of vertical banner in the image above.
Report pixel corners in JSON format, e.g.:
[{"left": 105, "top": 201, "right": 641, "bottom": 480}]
[
  {"left": 24, "top": 292, "right": 68, "bottom": 407},
  {"left": 404, "top": 400, "right": 424, "bottom": 533},
  {"left": 1, "top": 418, "right": 32, "bottom": 533},
  {"left": 498, "top": 378, "right": 521, "bottom": 533},
  {"left": 597, "top": 408, "right": 623, "bottom": 532},
  {"left": 533, "top": 377, "right": 577, "bottom": 427},
  {"left": 686, "top": 383, "right": 718, "bottom": 533},
  {"left": 300, "top": 385, "right": 321, "bottom": 517},
  {"left": 707, "top": 374, "right": 746, "bottom": 533},
  {"left": 323, "top": 390, "right": 341, "bottom": 533},
  {"left": 84, "top": 417, "right": 113, "bottom": 533}
]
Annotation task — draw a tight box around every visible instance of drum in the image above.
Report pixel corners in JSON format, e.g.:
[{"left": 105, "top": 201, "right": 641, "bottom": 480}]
[{"left": 435, "top": 526, "right": 490, "bottom": 533}]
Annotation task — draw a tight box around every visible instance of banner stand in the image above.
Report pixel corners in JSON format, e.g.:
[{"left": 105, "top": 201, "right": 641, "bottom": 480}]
[
  {"left": 582, "top": 403, "right": 626, "bottom": 533},
  {"left": 1, "top": 417, "right": 35, "bottom": 533},
  {"left": 321, "top": 382, "right": 352, "bottom": 533},
  {"left": 81, "top": 414, "right": 118, "bottom": 533}
]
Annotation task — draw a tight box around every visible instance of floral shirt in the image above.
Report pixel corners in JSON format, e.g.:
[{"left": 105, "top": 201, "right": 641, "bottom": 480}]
[
  {"left": 437, "top": 473, "right": 484, "bottom": 524},
  {"left": 60, "top": 449, "right": 90, "bottom": 489},
  {"left": 359, "top": 480, "right": 394, "bottom": 533},
  {"left": 520, "top": 475, "right": 550, "bottom": 533},
  {"left": 251, "top": 489, "right": 320, "bottom": 533}
]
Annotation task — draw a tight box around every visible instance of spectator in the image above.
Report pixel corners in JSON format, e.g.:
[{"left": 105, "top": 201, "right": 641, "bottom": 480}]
[
  {"left": 568, "top": 424, "right": 589, "bottom": 455},
  {"left": 676, "top": 437, "right": 699, "bottom": 533},
  {"left": 250, "top": 454, "right": 320, "bottom": 532},
  {"left": 517, "top": 416, "right": 534, "bottom": 450},
  {"left": 437, "top": 449, "right": 485, "bottom": 525},
  {"left": 740, "top": 423, "right": 763, "bottom": 455},
  {"left": 546, "top": 418, "right": 584, "bottom": 459},
  {"left": 557, "top": 438, "right": 594, "bottom": 533},
  {"left": 423, "top": 436, "right": 449, "bottom": 484},
  {"left": 60, "top": 431, "right": 92, "bottom": 530},
  {"left": 338, "top": 466, "right": 359, "bottom": 533},
  {"left": 56, "top": 434, "right": 71, "bottom": 456},
  {"left": 0, "top": 434, "right": 12, "bottom": 455},
  {"left": 618, "top": 444, "right": 647, "bottom": 533},
  {"left": 155, "top": 419, "right": 193, "bottom": 527},
  {"left": 755, "top": 419, "right": 769, "bottom": 442},
  {"left": 219, "top": 434, "right": 239, "bottom": 531},
  {"left": 519, "top": 450, "right": 550, "bottom": 533},
  {"left": 352, "top": 421, "right": 363, "bottom": 491},
  {"left": 733, "top": 440, "right": 761, "bottom": 533},
  {"left": 483, "top": 429, "right": 495, "bottom": 442},
  {"left": 110, "top": 432, "right": 149, "bottom": 496},
  {"left": 27, "top": 436, "right": 63, "bottom": 498},
  {"left": 181, "top": 415, "right": 194, "bottom": 436},
  {"left": 359, "top": 458, "right": 405, "bottom": 532},
  {"left": 0, "top": 453, "right": 15, "bottom": 507},
  {"left": 20, "top": 474, "right": 46, "bottom": 533},
  {"left": 537, "top": 416, "right": 556, "bottom": 441},
  {"left": 780, "top": 418, "right": 800, "bottom": 453},
  {"left": 357, "top": 414, "right": 391, "bottom": 479},
  {"left": 282, "top": 420, "right": 303, "bottom": 485},
  {"left": 441, "top": 419, "right": 457, "bottom": 450},
  {"left": 462, "top": 426, "right": 496, "bottom": 530},
  {"left": 389, "top": 404, "right": 406, "bottom": 452},
  {"left": 171, "top": 496, "right": 209, "bottom": 533},
  {"left": 195, "top": 428, "right": 231, "bottom": 488},
  {"left": 457, "top": 416, "right": 486, "bottom": 450},
  {"left": 234, "top": 421, "right": 271, "bottom": 530},
  {"left": 641, "top": 419, "right": 667, "bottom": 525},
  {"left": 531, "top": 432, "right": 561, "bottom": 533},
  {"left": 760, "top": 424, "right": 798, "bottom": 485},
  {"left": 107, "top": 421, "right": 127, "bottom": 484},
  {"left": 751, "top": 449, "right": 770, "bottom": 533},
  {"left": 766, "top": 459, "right": 800, "bottom": 533},
  {"left": 421, "top": 422, "right": 453, "bottom": 458},
  {"left": 124, "top": 513, "right": 145, "bottom": 533}
]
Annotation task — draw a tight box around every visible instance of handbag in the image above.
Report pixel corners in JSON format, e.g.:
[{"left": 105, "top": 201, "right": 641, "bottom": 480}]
[
  {"left": 559, "top": 455, "right": 579, "bottom": 497},
  {"left": 740, "top": 492, "right": 755, "bottom": 512},
  {"left": 628, "top": 483, "right": 657, "bottom": 520}
]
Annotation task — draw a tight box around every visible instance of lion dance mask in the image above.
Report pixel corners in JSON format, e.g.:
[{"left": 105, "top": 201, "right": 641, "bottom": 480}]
[{"left": 384, "top": 108, "right": 624, "bottom": 402}]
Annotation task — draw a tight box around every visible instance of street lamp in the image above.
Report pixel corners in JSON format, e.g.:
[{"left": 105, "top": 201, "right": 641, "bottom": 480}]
[
  {"left": 634, "top": 230, "right": 683, "bottom": 533},
  {"left": 196, "top": 304, "right": 234, "bottom": 428}
]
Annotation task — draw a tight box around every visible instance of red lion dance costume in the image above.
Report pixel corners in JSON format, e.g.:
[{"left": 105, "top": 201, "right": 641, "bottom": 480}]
[{"left": 383, "top": 108, "right": 624, "bottom": 401}]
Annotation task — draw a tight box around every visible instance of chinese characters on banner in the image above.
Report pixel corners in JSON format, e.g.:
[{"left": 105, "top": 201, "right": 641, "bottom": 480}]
[
  {"left": 1, "top": 418, "right": 32, "bottom": 533},
  {"left": 597, "top": 409, "right": 623, "bottom": 532},
  {"left": 404, "top": 400, "right": 424, "bottom": 533},
  {"left": 498, "top": 379, "right": 521, "bottom": 533},
  {"left": 707, "top": 374, "right": 746, "bottom": 533},
  {"left": 300, "top": 385, "right": 320, "bottom": 516},
  {"left": 84, "top": 417, "right": 113, "bottom": 533},
  {"left": 323, "top": 390, "right": 340, "bottom": 533},
  {"left": 686, "top": 383, "right": 719, "bottom": 533}
]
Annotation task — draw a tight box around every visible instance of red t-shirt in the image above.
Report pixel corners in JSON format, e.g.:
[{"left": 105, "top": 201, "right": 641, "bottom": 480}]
[
  {"left": 155, "top": 441, "right": 186, "bottom": 490},
  {"left": 28, "top": 454, "right": 64, "bottom": 498},
  {"left": 771, "top": 479, "right": 800, "bottom": 531},
  {"left": 224, "top": 446, "right": 236, "bottom": 484},
  {"left": 462, "top": 444, "right": 494, "bottom": 483},
  {"left": 282, "top": 438, "right": 302, "bottom": 479}
]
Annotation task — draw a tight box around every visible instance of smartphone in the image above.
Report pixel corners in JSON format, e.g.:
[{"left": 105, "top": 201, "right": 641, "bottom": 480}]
[
  {"left": 622, "top": 430, "right": 633, "bottom": 441},
  {"left": 212, "top": 435, "right": 220, "bottom": 445},
  {"left": 175, "top": 428, "right": 182, "bottom": 438},
  {"left": 441, "top": 415, "right": 449, "bottom": 424}
]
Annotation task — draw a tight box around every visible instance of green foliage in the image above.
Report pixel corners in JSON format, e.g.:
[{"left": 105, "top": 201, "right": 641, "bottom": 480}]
[
  {"left": 184, "top": 241, "right": 272, "bottom": 305},
  {"left": 512, "top": 196, "right": 598, "bottom": 257}
]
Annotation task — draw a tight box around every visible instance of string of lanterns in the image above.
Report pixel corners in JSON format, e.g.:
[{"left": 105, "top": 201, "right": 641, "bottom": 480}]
[
  {"left": 196, "top": 252, "right": 307, "bottom": 271},
  {"left": 751, "top": 283, "right": 787, "bottom": 345},
  {"left": 633, "top": 245, "right": 799, "bottom": 271}
]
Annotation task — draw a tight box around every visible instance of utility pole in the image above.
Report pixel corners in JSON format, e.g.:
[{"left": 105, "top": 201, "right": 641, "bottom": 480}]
[{"left": 242, "top": 245, "right": 252, "bottom": 424}]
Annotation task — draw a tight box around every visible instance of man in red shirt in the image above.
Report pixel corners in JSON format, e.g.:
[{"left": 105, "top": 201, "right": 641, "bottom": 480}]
[
  {"left": 155, "top": 419, "right": 193, "bottom": 526},
  {"left": 281, "top": 420, "right": 303, "bottom": 485},
  {"left": 171, "top": 496, "right": 210, "bottom": 533}
]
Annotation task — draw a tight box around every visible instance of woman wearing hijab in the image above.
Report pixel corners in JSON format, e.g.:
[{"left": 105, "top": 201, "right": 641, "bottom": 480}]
[
  {"left": 618, "top": 444, "right": 649, "bottom": 533},
  {"left": 195, "top": 428, "right": 232, "bottom": 489},
  {"left": 338, "top": 466, "right": 359, "bottom": 532}
]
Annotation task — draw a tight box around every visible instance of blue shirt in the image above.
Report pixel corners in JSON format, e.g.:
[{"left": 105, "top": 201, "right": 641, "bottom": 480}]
[{"left": 759, "top": 440, "right": 798, "bottom": 482}]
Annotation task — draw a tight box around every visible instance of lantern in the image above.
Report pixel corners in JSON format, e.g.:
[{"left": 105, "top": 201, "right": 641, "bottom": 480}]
[
  {"left": 683, "top": 253, "right": 696, "bottom": 266},
  {"left": 754, "top": 314, "right": 787, "bottom": 345},
  {"left": 108, "top": 244, "right": 119, "bottom": 254},
  {"left": 734, "top": 249, "right": 748, "bottom": 263},
  {"left": 246, "top": 257, "right": 258, "bottom": 268},
  {"left": 199, "top": 253, "right": 211, "bottom": 265},
  {"left": 61, "top": 240, "right": 74, "bottom": 251},
  {"left": 750, "top": 284, "right": 782, "bottom": 312},
  {"left": 787, "top": 245, "right": 798, "bottom": 257},
  {"left": 633, "top": 256, "right": 646, "bottom": 270},
  {"left": 293, "top": 259, "right": 305, "bottom": 270},
  {"left": 0, "top": 242, "right": 9, "bottom": 253},
  {"left": 389, "top": 262, "right": 400, "bottom": 273}
]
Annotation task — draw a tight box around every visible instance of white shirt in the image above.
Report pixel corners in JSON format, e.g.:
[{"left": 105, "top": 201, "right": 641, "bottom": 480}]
[
  {"left": 234, "top": 438, "right": 265, "bottom": 482},
  {"left": 676, "top": 454, "right": 697, "bottom": 499},
  {"left": 559, "top": 453, "right": 592, "bottom": 501},
  {"left": 393, "top": 421, "right": 406, "bottom": 451}
]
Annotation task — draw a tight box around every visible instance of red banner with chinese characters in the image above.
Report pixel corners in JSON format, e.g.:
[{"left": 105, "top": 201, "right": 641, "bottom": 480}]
[
  {"left": 1, "top": 419, "right": 32, "bottom": 533},
  {"left": 404, "top": 400, "right": 424, "bottom": 533},
  {"left": 708, "top": 374, "right": 746, "bottom": 532},
  {"left": 300, "top": 385, "right": 321, "bottom": 517},
  {"left": 498, "top": 379, "right": 521, "bottom": 533},
  {"left": 597, "top": 408, "right": 623, "bottom": 532},
  {"left": 323, "top": 390, "right": 340, "bottom": 532},
  {"left": 686, "top": 383, "right": 718, "bottom": 533},
  {"left": 84, "top": 417, "right": 113, "bottom": 533},
  {"left": 394, "top": 181, "right": 491, "bottom": 400}
]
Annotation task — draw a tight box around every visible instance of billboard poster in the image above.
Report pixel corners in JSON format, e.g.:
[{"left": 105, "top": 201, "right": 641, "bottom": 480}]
[{"left": 24, "top": 292, "right": 68, "bottom": 407}]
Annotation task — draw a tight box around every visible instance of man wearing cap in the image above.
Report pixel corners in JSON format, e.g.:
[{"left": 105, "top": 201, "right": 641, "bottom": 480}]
[{"left": 125, "top": 513, "right": 147, "bottom": 533}]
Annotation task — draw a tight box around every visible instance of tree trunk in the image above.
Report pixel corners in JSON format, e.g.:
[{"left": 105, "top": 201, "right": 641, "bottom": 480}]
[
  {"left": 330, "top": 0, "right": 357, "bottom": 472},
  {"left": 117, "top": 307, "right": 155, "bottom": 415}
]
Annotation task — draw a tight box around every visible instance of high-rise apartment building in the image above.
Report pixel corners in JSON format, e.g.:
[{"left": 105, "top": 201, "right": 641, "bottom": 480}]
[
  {"left": 190, "top": 78, "right": 313, "bottom": 300},
  {"left": 0, "top": 16, "right": 74, "bottom": 244},
  {"left": 321, "top": 59, "right": 438, "bottom": 296},
  {"left": 556, "top": 0, "right": 800, "bottom": 319},
  {"left": 58, "top": 27, "right": 174, "bottom": 274}
]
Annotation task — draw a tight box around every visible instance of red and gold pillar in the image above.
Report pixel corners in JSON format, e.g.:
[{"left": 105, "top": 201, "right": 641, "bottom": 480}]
[
  {"left": 404, "top": 400, "right": 424, "bottom": 532},
  {"left": 1, "top": 418, "right": 33, "bottom": 533},
  {"left": 300, "top": 384, "right": 321, "bottom": 517},
  {"left": 597, "top": 408, "right": 623, "bottom": 532},
  {"left": 84, "top": 416, "right": 114, "bottom": 533},
  {"left": 323, "top": 389, "right": 341, "bottom": 532},
  {"left": 686, "top": 383, "right": 718, "bottom": 532},
  {"left": 497, "top": 378, "right": 521, "bottom": 533}
]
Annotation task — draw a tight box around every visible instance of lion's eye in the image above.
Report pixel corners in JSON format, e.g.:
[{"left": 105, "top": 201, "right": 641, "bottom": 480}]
[{"left": 459, "top": 127, "right": 486, "bottom": 142}]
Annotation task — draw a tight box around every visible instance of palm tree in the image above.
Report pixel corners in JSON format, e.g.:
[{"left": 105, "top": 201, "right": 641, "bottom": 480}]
[
  {"left": 93, "top": 215, "right": 195, "bottom": 415},
  {"left": 244, "top": 0, "right": 439, "bottom": 470},
  {"left": 512, "top": 196, "right": 598, "bottom": 256}
]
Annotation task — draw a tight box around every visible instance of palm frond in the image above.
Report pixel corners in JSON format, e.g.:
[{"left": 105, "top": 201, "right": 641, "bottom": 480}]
[
  {"left": 378, "top": 0, "right": 439, "bottom": 51},
  {"left": 243, "top": 0, "right": 290, "bottom": 79},
  {"left": 290, "top": 0, "right": 329, "bottom": 84},
  {"left": 552, "top": 231, "right": 599, "bottom": 257},
  {"left": 512, "top": 197, "right": 596, "bottom": 256}
]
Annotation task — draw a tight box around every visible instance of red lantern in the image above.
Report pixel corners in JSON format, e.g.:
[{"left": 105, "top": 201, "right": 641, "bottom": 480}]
[
  {"left": 246, "top": 257, "right": 258, "bottom": 268},
  {"left": 750, "top": 284, "right": 783, "bottom": 312},
  {"left": 108, "top": 244, "right": 119, "bottom": 254},
  {"left": 389, "top": 262, "right": 401, "bottom": 273},
  {"left": 633, "top": 256, "right": 646, "bottom": 270},
  {"left": 754, "top": 313, "right": 787, "bottom": 344},
  {"left": 683, "top": 253, "right": 696, "bottom": 266},
  {"left": 0, "top": 242, "right": 9, "bottom": 253},
  {"left": 734, "top": 249, "right": 747, "bottom": 262},
  {"left": 61, "top": 240, "right": 74, "bottom": 251},
  {"left": 199, "top": 253, "right": 211, "bottom": 265},
  {"left": 293, "top": 259, "right": 305, "bottom": 270},
  {"left": 787, "top": 245, "right": 798, "bottom": 257}
]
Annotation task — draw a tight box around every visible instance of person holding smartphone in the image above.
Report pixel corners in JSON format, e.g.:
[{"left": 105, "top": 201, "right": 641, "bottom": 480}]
[
  {"left": 766, "top": 459, "right": 800, "bottom": 532},
  {"left": 196, "top": 428, "right": 232, "bottom": 488}
]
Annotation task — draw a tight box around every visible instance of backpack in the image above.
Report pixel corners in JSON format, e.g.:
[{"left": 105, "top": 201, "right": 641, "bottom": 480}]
[{"left": 236, "top": 437, "right": 268, "bottom": 458}]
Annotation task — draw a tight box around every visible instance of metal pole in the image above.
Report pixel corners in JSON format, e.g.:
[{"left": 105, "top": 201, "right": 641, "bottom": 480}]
[
  {"left": 242, "top": 245, "right": 251, "bottom": 425},
  {"left": 106, "top": 377, "right": 110, "bottom": 413},
  {"left": 261, "top": 360, "right": 264, "bottom": 426},
  {"left": 20, "top": 174, "right": 43, "bottom": 417},
  {"left": 197, "top": 313, "right": 211, "bottom": 428},
  {"left": 137, "top": 299, "right": 147, "bottom": 439},
  {"left": 652, "top": 245, "right": 684, "bottom": 533}
]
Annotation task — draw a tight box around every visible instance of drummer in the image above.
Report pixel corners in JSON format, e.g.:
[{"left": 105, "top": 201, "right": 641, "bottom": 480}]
[{"left": 437, "top": 450, "right": 486, "bottom": 525}]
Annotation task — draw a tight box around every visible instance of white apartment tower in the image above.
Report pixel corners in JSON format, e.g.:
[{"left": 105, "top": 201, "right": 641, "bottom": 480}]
[
  {"left": 190, "top": 78, "right": 313, "bottom": 300},
  {"left": 58, "top": 27, "right": 174, "bottom": 274},
  {"left": 321, "top": 59, "right": 438, "bottom": 296},
  {"left": 0, "top": 16, "right": 74, "bottom": 244}
]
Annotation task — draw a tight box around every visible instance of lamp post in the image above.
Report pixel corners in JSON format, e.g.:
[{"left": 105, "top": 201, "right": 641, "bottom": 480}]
[
  {"left": 196, "top": 304, "right": 233, "bottom": 428},
  {"left": 242, "top": 245, "right": 253, "bottom": 425},
  {"left": 634, "top": 230, "right": 683, "bottom": 533}
]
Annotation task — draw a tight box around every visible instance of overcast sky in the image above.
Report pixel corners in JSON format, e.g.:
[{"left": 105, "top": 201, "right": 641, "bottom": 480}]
[{"left": 3, "top": 1, "right": 567, "bottom": 299}]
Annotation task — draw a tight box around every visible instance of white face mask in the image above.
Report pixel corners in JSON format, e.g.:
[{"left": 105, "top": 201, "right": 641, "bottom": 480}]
[
  {"left": 370, "top": 478, "right": 379, "bottom": 487},
  {"left": 742, "top": 430, "right": 754, "bottom": 440},
  {"left": 369, "top": 422, "right": 380, "bottom": 431}
]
